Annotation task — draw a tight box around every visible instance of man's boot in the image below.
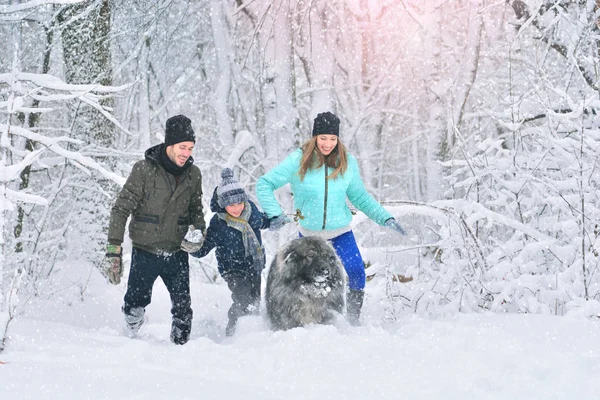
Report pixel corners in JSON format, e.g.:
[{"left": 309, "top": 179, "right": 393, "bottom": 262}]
[
  {"left": 123, "top": 306, "right": 146, "bottom": 337},
  {"left": 346, "top": 289, "right": 364, "bottom": 326},
  {"left": 170, "top": 317, "right": 191, "bottom": 345}
]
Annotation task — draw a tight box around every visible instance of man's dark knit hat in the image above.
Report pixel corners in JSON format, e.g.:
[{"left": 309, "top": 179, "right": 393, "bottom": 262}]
[
  {"left": 312, "top": 112, "right": 340, "bottom": 137},
  {"left": 165, "top": 115, "right": 196, "bottom": 146},
  {"left": 217, "top": 168, "right": 248, "bottom": 208}
]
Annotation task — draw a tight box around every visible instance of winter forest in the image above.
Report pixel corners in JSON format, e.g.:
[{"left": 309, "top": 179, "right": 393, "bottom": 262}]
[{"left": 2, "top": 0, "right": 600, "bottom": 396}]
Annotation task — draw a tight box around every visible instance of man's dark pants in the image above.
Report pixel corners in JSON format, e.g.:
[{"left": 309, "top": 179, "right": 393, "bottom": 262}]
[{"left": 123, "top": 247, "right": 193, "bottom": 342}]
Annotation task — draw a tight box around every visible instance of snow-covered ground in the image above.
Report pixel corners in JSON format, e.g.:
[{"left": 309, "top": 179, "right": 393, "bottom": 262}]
[{"left": 1, "top": 260, "right": 599, "bottom": 400}]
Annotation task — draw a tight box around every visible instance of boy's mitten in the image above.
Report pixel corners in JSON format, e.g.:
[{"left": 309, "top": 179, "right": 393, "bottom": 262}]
[
  {"left": 269, "top": 214, "right": 291, "bottom": 231},
  {"left": 181, "top": 226, "right": 205, "bottom": 253}
]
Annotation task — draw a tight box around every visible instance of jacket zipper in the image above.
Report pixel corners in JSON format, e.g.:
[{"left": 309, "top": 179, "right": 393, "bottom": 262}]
[
  {"left": 157, "top": 166, "right": 185, "bottom": 237},
  {"left": 322, "top": 165, "right": 328, "bottom": 229},
  {"left": 157, "top": 167, "right": 176, "bottom": 196}
]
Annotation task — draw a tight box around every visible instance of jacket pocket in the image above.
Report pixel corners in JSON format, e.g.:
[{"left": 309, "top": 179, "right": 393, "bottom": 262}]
[
  {"left": 130, "top": 215, "right": 161, "bottom": 244},
  {"left": 134, "top": 214, "right": 159, "bottom": 224}
]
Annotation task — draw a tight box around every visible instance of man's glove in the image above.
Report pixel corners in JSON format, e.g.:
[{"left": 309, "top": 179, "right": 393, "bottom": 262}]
[
  {"left": 269, "top": 214, "right": 291, "bottom": 231},
  {"left": 104, "top": 244, "right": 123, "bottom": 285},
  {"left": 385, "top": 218, "right": 407, "bottom": 235},
  {"left": 181, "top": 226, "right": 205, "bottom": 253}
]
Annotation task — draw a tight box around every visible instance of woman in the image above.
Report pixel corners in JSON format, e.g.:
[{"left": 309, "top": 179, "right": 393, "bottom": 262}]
[{"left": 256, "top": 111, "right": 406, "bottom": 325}]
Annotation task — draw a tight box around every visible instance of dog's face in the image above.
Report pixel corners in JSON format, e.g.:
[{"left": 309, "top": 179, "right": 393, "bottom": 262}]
[{"left": 280, "top": 237, "right": 345, "bottom": 297}]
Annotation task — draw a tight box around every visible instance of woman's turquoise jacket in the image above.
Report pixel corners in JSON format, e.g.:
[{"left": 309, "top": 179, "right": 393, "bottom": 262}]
[{"left": 256, "top": 149, "right": 392, "bottom": 231}]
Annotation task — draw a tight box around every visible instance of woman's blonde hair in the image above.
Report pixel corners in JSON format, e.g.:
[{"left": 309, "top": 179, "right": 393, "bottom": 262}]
[{"left": 299, "top": 136, "right": 348, "bottom": 181}]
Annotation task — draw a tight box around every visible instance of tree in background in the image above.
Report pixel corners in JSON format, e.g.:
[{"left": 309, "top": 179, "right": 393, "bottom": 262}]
[
  {"left": 55, "top": 1, "right": 119, "bottom": 268},
  {"left": 429, "top": 0, "right": 600, "bottom": 314},
  {"left": 3, "top": 0, "right": 600, "bottom": 333},
  {"left": 0, "top": 1, "right": 127, "bottom": 351}
]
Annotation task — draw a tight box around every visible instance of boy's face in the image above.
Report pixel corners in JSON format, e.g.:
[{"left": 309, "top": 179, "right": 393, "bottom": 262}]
[{"left": 225, "top": 202, "right": 245, "bottom": 218}]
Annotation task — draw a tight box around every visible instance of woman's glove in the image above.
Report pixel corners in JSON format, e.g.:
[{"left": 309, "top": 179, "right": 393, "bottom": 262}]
[
  {"left": 269, "top": 214, "right": 291, "bottom": 231},
  {"left": 181, "top": 226, "right": 205, "bottom": 253},
  {"left": 384, "top": 218, "right": 407, "bottom": 235},
  {"left": 104, "top": 244, "right": 123, "bottom": 285}
]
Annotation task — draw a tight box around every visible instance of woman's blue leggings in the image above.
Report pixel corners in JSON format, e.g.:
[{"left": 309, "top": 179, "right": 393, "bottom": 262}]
[{"left": 301, "top": 230, "right": 366, "bottom": 290}]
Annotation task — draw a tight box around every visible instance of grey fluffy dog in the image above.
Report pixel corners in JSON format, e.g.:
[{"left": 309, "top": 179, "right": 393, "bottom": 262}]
[{"left": 265, "top": 236, "right": 347, "bottom": 330}]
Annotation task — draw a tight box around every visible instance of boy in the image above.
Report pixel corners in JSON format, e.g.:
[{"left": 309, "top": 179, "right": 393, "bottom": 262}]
[{"left": 184, "top": 168, "right": 271, "bottom": 336}]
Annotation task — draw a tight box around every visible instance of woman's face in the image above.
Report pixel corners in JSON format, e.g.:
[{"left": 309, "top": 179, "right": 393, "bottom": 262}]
[
  {"left": 225, "top": 202, "right": 245, "bottom": 217},
  {"left": 316, "top": 134, "right": 338, "bottom": 156}
]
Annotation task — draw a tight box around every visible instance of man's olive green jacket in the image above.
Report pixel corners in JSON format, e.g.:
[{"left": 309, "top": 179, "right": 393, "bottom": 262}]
[{"left": 108, "top": 144, "right": 205, "bottom": 254}]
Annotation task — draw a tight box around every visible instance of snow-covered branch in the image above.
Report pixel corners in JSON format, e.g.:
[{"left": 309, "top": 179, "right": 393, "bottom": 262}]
[
  {"left": 0, "top": 72, "right": 135, "bottom": 138},
  {"left": 0, "top": 73, "right": 131, "bottom": 93},
  {"left": 0, "top": 1, "right": 85, "bottom": 15},
  {"left": 436, "top": 199, "right": 554, "bottom": 243},
  {"left": 1, "top": 125, "right": 126, "bottom": 185},
  {"left": 224, "top": 130, "right": 257, "bottom": 169},
  {"left": 0, "top": 147, "right": 45, "bottom": 183},
  {"left": 5, "top": 188, "right": 48, "bottom": 206}
]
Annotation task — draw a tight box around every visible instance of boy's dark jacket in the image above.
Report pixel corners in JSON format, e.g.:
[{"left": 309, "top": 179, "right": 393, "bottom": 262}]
[{"left": 192, "top": 188, "right": 270, "bottom": 276}]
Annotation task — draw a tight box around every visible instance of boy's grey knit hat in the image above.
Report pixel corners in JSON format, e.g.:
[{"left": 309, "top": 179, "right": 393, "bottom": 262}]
[{"left": 217, "top": 168, "right": 248, "bottom": 208}]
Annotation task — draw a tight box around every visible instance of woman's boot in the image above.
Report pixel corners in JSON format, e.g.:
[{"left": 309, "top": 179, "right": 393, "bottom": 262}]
[{"left": 346, "top": 289, "right": 364, "bottom": 326}]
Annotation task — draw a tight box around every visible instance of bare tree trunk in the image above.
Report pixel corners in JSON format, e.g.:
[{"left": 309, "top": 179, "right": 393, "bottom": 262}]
[
  {"left": 454, "top": 4, "right": 483, "bottom": 129},
  {"left": 14, "top": 21, "right": 54, "bottom": 253},
  {"left": 352, "top": 6, "right": 378, "bottom": 191},
  {"left": 579, "top": 123, "right": 589, "bottom": 300},
  {"left": 58, "top": 0, "right": 114, "bottom": 146},
  {"left": 57, "top": 0, "right": 116, "bottom": 268},
  {"left": 305, "top": 2, "right": 335, "bottom": 123},
  {"left": 209, "top": 0, "right": 234, "bottom": 146},
  {"left": 425, "top": 6, "right": 447, "bottom": 202},
  {"left": 260, "top": 0, "right": 297, "bottom": 162},
  {"left": 138, "top": 36, "right": 152, "bottom": 150}
]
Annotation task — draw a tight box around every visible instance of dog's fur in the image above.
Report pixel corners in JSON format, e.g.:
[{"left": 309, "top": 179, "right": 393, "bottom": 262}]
[{"left": 265, "top": 236, "right": 347, "bottom": 330}]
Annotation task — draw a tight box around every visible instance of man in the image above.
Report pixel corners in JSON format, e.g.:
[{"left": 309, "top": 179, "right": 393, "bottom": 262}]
[{"left": 104, "top": 115, "right": 205, "bottom": 345}]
